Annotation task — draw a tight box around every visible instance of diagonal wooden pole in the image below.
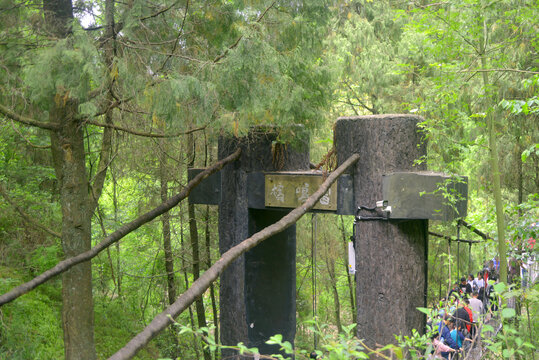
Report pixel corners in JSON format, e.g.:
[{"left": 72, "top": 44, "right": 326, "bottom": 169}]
[
  {"left": 0, "top": 148, "right": 241, "bottom": 306},
  {"left": 109, "top": 152, "right": 360, "bottom": 360}
]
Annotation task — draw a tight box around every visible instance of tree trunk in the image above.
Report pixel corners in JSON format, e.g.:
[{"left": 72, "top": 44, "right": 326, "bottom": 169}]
[
  {"left": 44, "top": 1, "right": 97, "bottom": 358},
  {"left": 50, "top": 98, "right": 97, "bottom": 360},
  {"left": 325, "top": 254, "right": 342, "bottom": 333},
  {"left": 180, "top": 210, "right": 202, "bottom": 359},
  {"left": 160, "top": 139, "right": 177, "bottom": 305},
  {"left": 187, "top": 132, "right": 211, "bottom": 360},
  {"left": 205, "top": 206, "right": 219, "bottom": 354},
  {"left": 112, "top": 167, "right": 122, "bottom": 296},
  {"left": 479, "top": 18, "right": 507, "bottom": 286}
]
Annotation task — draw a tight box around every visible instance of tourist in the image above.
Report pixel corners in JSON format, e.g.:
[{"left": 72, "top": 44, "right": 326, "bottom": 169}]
[
  {"left": 453, "top": 302, "right": 471, "bottom": 336},
  {"left": 429, "top": 331, "right": 457, "bottom": 359},
  {"left": 447, "top": 282, "right": 461, "bottom": 300},
  {"left": 459, "top": 277, "right": 472, "bottom": 295},
  {"left": 437, "top": 316, "right": 459, "bottom": 358},
  {"left": 468, "top": 290, "right": 483, "bottom": 332},
  {"left": 467, "top": 274, "right": 476, "bottom": 292}
]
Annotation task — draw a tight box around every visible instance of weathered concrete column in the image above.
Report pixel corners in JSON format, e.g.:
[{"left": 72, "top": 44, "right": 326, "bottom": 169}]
[
  {"left": 218, "top": 127, "right": 309, "bottom": 357},
  {"left": 334, "top": 115, "right": 428, "bottom": 347}
]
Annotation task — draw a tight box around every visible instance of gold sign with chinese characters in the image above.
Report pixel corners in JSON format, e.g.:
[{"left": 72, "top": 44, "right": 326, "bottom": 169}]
[{"left": 264, "top": 173, "right": 337, "bottom": 210}]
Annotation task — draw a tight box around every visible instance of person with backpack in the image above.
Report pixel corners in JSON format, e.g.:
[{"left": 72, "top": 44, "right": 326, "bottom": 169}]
[{"left": 437, "top": 316, "right": 460, "bottom": 359}]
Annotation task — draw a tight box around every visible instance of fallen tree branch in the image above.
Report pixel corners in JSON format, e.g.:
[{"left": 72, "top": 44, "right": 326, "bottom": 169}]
[
  {"left": 0, "top": 183, "right": 61, "bottom": 238},
  {"left": 0, "top": 148, "right": 241, "bottom": 306},
  {"left": 0, "top": 104, "right": 59, "bottom": 131},
  {"left": 108, "top": 152, "right": 360, "bottom": 360},
  {"left": 428, "top": 231, "right": 481, "bottom": 244},
  {"left": 458, "top": 219, "right": 493, "bottom": 240}
]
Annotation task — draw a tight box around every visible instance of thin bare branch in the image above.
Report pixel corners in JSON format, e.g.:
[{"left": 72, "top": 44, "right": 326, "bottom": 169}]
[
  {"left": 158, "top": 0, "right": 190, "bottom": 73},
  {"left": 108, "top": 152, "right": 360, "bottom": 360},
  {"left": 0, "top": 104, "right": 59, "bottom": 131},
  {"left": 0, "top": 183, "right": 61, "bottom": 238},
  {"left": 140, "top": 1, "right": 181, "bottom": 22},
  {"left": 0, "top": 148, "right": 241, "bottom": 307},
  {"left": 213, "top": 1, "right": 276, "bottom": 63},
  {"left": 118, "top": 39, "right": 205, "bottom": 63},
  {"left": 9, "top": 120, "right": 51, "bottom": 149},
  {"left": 343, "top": 79, "right": 377, "bottom": 114},
  {"left": 84, "top": 119, "right": 207, "bottom": 137}
]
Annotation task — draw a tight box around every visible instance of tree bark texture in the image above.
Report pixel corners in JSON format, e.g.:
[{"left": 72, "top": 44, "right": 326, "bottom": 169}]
[
  {"left": 335, "top": 115, "right": 428, "bottom": 348},
  {"left": 159, "top": 139, "right": 176, "bottom": 305},
  {"left": 50, "top": 98, "right": 97, "bottom": 360},
  {"left": 44, "top": 1, "right": 97, "bottom": 356},
  {"left": 218, "top": 127, "right": 309, "bottom": 357}
]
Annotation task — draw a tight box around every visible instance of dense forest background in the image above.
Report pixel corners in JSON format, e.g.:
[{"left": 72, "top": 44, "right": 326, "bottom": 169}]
[{"left": 0, "top": 0, "right": 537, "bottom": 359}]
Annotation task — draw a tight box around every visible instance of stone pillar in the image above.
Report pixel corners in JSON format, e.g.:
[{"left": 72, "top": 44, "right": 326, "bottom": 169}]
[
  {"left": 334, "top": 115, "right": 428, "bottom": 347},
  {"left": 218, "top": 127, "right": 309, "bottom": 357}
]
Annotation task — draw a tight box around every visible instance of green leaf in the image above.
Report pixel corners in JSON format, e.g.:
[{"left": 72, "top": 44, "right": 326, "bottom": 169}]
[
  {"left": 393, "top": 346, "right": 404, "bottom": 359},
  {"left": 502, "top": 348, "right": 514, "bottom": 358},
  {"left": 482, "top": 324, "right": 495, "bottom": 333},
  {"left": 266, "top": 334, "right": 283, "bottom": 345},
  {"left": 501, "top": 308, "right": 516, "bottom": 319},
  {"left": 416, "top": 307, "right": 431, "bottom": 315},
  {"left": 493, "top": 282, "right": 507, "bottom": 293}
]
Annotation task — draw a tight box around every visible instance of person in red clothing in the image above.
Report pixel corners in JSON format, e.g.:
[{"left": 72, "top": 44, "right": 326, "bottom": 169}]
[
  {"left": 462, "top": 299, "right": 473, "bottom": 334},
  {"left": 453, "top": 302, "right": 471, "bottom": 336}
]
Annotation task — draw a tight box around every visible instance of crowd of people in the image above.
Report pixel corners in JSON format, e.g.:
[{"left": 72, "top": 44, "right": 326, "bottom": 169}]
[{"left": 427, "top": 259, "right": 501, "bottom": 359}]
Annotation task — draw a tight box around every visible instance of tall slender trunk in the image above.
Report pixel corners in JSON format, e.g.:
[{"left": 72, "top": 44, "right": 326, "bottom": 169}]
[
  {"left": 479, "top": 17, "right": 507, "bottom": 286},
  {"left": 517, "top": 136, "right": 523, "bottom": 214},
  {"left": 181, "top": 208, "right": 201, "bottom": 359},
  {"left": 160, "top": 139, "right": 177, "bottom": 305},
  {"left": 187, "top": 132, "right": 211, "bottom": 360},
  {"left": 205, "top": 206, "right": 219, "bottom": 352},
  {"left": 112, "top": 166, "right": 121, "bottom": 296},
  {"left": 325, "top": 255, "right": 342, "bottom": 333}
]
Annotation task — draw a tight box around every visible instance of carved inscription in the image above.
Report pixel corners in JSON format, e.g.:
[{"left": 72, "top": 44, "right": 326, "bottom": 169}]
[{"left": 265, "top": 174, "right": 337, "bottom": 210}]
